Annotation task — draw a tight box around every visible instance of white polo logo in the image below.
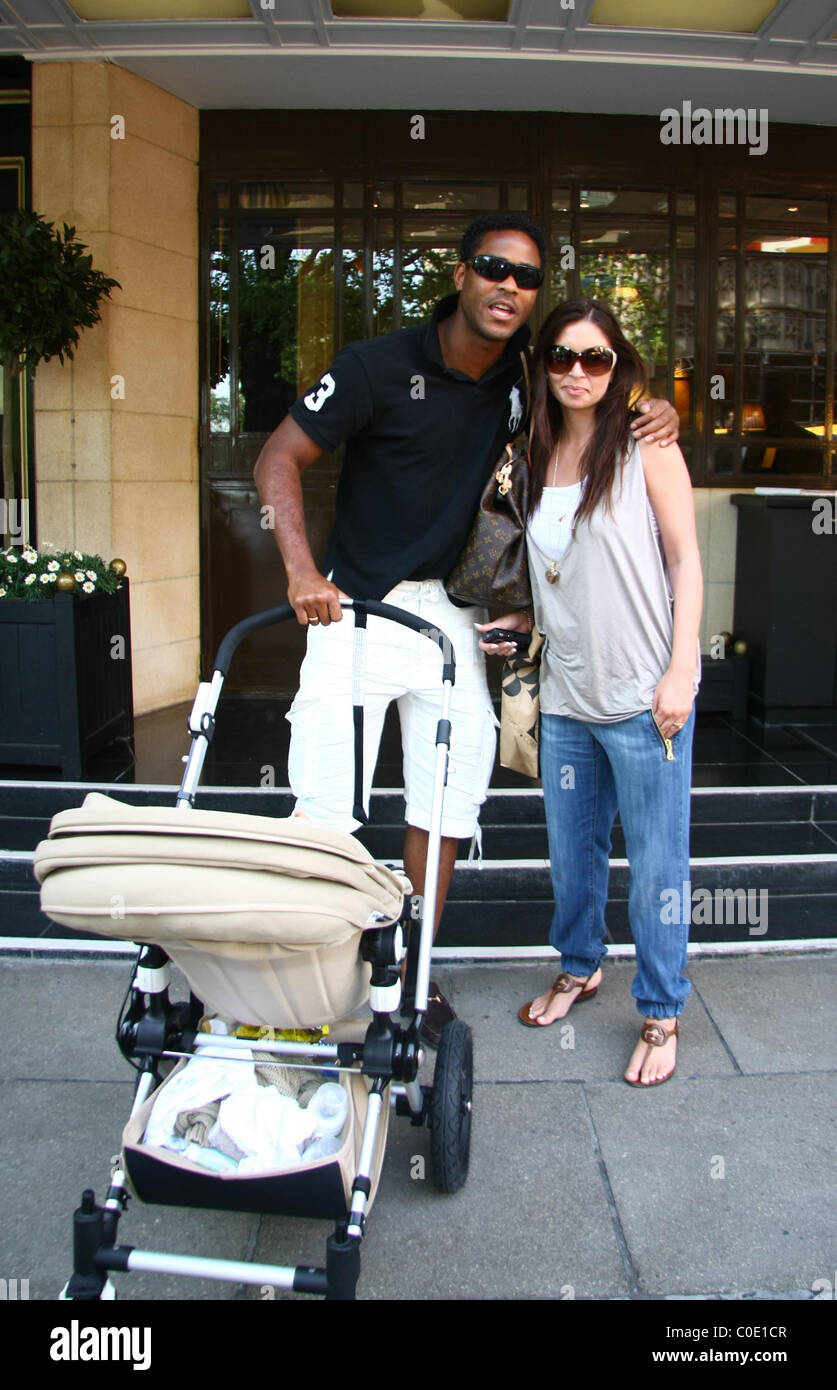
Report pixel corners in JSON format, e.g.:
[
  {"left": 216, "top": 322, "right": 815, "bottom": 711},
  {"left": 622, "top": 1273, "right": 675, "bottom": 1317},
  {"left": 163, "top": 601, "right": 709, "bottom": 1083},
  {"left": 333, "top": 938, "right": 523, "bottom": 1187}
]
[
  {"left": 508, "top": 384, "right": 523, "bottom": 433},
  {"left": 304, "top": 373, "right": 336, "bottom": 412}
]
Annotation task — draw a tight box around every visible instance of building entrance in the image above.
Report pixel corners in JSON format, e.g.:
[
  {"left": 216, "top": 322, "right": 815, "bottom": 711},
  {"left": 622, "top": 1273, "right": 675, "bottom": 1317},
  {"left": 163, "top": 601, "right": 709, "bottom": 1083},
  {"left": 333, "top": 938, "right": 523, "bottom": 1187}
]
[{"left": 199, "top": 111, "right": 834, "bottom": 693}]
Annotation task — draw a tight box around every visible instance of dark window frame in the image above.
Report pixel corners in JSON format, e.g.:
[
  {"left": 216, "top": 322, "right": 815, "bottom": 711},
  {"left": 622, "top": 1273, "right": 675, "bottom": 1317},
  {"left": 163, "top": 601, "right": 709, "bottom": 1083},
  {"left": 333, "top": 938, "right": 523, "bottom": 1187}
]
[{"left": 199, "top": 111, "right": 837, "bottom": 489}]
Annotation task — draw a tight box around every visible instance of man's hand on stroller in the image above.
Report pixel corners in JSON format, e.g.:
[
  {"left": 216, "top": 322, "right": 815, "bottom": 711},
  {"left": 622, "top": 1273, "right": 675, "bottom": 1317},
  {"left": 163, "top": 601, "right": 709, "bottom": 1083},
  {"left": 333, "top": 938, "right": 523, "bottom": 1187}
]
[{"left": 288, "top": 566, "right": 349, "bottom": 627}]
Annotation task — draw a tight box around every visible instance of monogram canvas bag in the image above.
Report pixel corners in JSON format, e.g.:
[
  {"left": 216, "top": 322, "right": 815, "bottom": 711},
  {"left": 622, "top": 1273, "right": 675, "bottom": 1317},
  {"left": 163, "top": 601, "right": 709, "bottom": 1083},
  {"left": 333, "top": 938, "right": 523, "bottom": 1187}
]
[
  {"left": 499, "top": 627, "right": 544, "bottom": 779},
  {"left": 445, "top": 441, "right": 532, "bottom": 610}
]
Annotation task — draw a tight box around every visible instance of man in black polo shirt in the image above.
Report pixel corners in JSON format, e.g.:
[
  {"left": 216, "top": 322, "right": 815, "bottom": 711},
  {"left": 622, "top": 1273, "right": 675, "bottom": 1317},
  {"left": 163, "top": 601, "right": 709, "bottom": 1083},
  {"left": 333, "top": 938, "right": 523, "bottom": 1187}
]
[{"left": 254, "top": 213, "right": 677, "bottom": 1043}]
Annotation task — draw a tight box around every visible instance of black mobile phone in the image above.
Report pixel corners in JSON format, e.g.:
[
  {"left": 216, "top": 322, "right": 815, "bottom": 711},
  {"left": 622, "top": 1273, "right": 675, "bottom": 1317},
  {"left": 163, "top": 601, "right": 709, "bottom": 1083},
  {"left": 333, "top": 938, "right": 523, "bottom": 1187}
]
[{"left": 481, "top": 627, "right": 530, "bottom": 651}]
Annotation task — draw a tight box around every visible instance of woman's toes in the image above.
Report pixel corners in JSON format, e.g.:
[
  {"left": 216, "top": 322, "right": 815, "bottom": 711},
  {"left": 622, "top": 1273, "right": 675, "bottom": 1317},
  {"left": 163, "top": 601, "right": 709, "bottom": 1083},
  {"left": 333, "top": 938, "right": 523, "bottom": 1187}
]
[
  {"left": 623, "top": 1038, "right": 647, "bottom": 1083},
  {"left": 525, "top": 992, "right": 549, "bottom": 1022},
  {"left": 523, "top": 970, "right": 602, "bottom": 1027},
  {"left": 624, "top": 1022, "right": 677, "bottom": 1085},
  {"left": 535, "top": 993, "right": 567, "bottom": 1025},
  {"left": 637, "top": 1030, "right": 677, "bottom": 1084}
]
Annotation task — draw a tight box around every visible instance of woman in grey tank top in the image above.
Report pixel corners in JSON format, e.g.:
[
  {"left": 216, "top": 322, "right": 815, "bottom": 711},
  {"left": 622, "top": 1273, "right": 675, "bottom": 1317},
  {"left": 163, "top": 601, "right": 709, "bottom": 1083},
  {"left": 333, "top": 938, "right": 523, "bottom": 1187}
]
[{"left": 479, "top": 298, "right": 702, "bottom": 1087}]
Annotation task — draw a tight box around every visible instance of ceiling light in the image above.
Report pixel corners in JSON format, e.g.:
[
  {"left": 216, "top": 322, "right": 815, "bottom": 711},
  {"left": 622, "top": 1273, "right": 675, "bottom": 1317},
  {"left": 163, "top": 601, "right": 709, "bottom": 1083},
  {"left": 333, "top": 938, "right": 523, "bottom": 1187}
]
[
  {"left": 754, "top": 236, "right": 828, "bottom": 254},
  {"left": 331, "top": 1, "right": 510, "bottom": 18},
  {"left": 68, "top": 1, "right": 251, "bottom": 18},
  {"left": 589, "top": 0, "right": 777, "bottom": 33}
]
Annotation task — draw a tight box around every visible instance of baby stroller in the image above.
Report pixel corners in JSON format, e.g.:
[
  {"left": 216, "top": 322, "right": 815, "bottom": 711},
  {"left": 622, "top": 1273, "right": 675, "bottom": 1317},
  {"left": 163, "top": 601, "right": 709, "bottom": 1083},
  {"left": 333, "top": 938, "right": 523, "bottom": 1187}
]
[{"left": 33, "top": 601, "right": 474, "bottom": 1302}]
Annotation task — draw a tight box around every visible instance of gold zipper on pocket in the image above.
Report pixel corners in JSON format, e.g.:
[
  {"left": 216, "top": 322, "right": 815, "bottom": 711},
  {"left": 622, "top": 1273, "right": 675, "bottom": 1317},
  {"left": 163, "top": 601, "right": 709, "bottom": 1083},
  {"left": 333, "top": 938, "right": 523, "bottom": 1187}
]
[{"left": 652, "top": 713, "right": 675, "bottom": 761}]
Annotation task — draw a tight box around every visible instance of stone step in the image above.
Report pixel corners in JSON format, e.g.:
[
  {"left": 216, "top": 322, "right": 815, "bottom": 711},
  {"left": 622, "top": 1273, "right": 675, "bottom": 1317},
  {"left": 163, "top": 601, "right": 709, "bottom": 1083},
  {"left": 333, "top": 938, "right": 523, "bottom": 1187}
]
[
  {"left": 3, "top": 849, "right": 835, "bottom": 946},
  {"left": 2, "top": 780, "right": 836, "bottom": 846},
  {"left": 2, "top": 780, "right": 836, "bottom": 948}
]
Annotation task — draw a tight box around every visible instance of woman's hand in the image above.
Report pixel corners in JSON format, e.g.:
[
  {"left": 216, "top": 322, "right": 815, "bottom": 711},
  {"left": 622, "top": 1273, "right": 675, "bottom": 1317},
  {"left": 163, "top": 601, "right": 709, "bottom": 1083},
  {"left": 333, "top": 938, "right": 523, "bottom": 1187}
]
[
  {"left": 475, "top": 612, "right": 531, "bottom": 658},
  {"left": 652, "top": 667, "right": 695, "bottom": 739}
]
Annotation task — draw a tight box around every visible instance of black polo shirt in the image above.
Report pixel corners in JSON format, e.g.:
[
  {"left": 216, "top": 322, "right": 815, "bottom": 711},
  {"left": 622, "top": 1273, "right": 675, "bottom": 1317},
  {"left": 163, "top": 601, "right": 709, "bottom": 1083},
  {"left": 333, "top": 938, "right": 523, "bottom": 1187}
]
[{"left": 288, "top": 293, "right": 530, "bottom": 600}]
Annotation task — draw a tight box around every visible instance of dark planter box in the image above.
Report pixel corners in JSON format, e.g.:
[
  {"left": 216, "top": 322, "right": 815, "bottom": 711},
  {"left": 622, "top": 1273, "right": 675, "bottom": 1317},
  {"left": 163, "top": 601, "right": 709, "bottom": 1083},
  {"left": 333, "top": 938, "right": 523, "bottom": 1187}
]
[
  {"left": 732, "top": 494, "right": 837, "bottom": 725},
  {"left": 0, "top": 580, "right": 133, "bottom": 778},
  {"left": 695, "top": 655, "right": 750, "bottom": 719}
]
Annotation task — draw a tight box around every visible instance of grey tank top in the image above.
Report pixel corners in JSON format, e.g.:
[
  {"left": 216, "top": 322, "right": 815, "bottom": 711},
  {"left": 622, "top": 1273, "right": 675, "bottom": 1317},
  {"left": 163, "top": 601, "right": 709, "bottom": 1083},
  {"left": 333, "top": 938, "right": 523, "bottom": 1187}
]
[{"left": 527, "top": 439, "right": 701, "bottom": 722}]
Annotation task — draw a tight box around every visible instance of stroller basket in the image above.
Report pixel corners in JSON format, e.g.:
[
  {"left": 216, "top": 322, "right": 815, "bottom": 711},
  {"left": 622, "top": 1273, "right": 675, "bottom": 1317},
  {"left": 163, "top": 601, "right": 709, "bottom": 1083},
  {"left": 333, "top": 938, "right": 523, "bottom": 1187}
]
[
  {"left": 123, "top": 1065, "right": 388, "bottom": 1222},
  {"left": 35, "top": 600, "right": 474, "bottom": 1301}
]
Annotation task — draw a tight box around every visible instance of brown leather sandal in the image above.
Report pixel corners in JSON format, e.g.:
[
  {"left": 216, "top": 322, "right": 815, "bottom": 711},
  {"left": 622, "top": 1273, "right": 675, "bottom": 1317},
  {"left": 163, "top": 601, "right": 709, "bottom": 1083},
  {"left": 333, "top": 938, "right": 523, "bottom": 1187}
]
[
  {"left": 518, "top": 971, "right": 599, "bottom": 1028},
  {"left": 624, "top": 1019, "right": 680, "bottom": 1087}
]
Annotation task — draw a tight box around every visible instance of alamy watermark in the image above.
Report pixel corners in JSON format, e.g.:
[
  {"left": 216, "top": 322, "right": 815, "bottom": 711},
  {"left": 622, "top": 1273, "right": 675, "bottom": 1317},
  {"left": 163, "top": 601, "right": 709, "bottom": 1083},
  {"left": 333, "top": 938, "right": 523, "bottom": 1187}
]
[
  {"left": 50, "top": 1320, "right": 151, "bottom": 1370},
  {"left": 811, "top": 496, "right": 837, "bottom": 536},
  {"left": 660, "top": 102, "right": 768, "bottom": 157},
  {"left": 0, "top": 499, "right": 24, "bottom": 545},
  {"left": 813, "top": 1272, "right": 837, "bottom": 1299},
  {"left": 660, "top": 881, "right": 768, "bottom": 935},
  {"left": 0, "top": 1277, "right": 29, "bottom": 1299}
]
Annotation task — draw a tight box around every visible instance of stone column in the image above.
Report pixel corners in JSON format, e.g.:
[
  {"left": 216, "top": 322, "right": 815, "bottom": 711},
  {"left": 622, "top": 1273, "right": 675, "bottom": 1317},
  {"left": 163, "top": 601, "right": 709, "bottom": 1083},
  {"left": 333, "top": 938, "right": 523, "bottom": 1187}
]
[{"left": 31, "top": 61, "right": 199, "bottom": 714}]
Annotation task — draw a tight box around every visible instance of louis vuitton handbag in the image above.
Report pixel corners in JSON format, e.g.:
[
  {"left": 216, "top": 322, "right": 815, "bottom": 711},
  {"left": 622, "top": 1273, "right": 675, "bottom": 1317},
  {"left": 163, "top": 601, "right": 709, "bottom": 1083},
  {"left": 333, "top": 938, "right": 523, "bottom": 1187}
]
[
  {"left": 499, "top": 627, "right": 544, "bottom": 779},
  {"left": 445, "top": 440, "right": 532, "bottom": 610}
]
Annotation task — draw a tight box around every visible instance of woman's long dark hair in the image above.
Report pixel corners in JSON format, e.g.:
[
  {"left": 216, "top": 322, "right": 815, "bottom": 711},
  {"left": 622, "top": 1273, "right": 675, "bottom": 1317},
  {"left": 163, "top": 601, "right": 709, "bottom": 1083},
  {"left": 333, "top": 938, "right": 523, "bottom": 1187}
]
[{"left": 528, "top": 298, "right": 648, "bottom": 525}]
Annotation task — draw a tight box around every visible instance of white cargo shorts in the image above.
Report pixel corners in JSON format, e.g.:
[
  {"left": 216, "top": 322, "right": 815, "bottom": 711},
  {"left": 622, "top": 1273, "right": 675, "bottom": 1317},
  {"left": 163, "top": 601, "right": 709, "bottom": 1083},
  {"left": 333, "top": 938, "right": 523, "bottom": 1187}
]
[{"left": 287, "top": 579, "right": 498, "bottom": 837}]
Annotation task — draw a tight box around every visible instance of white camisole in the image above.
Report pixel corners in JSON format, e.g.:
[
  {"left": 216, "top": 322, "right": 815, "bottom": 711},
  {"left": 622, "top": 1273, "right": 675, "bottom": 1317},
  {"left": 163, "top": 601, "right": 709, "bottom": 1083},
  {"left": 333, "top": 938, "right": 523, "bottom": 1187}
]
[{"left": 526, "top": 481, "right": 583, "bottom": 564}]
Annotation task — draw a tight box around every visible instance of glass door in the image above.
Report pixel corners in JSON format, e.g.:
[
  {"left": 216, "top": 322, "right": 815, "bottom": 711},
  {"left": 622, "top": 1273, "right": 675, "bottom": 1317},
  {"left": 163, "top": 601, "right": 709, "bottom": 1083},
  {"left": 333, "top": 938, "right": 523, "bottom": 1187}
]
[
  {"left": 202, "top": 189, "right": 340, "bottom": 691},
  {"left": 200, "top": 178, "right": 510, "bottom": 692}
]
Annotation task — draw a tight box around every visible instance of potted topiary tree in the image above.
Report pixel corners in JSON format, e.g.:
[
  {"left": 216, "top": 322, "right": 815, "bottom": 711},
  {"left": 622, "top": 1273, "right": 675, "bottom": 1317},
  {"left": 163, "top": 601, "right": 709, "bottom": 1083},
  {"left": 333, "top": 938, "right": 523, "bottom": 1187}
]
[
  {"left": 0, "top": 212, "right": 132, "bottom": 777},
  {"left": 1, "top": 210, "right": 120, "bottom": 532}
]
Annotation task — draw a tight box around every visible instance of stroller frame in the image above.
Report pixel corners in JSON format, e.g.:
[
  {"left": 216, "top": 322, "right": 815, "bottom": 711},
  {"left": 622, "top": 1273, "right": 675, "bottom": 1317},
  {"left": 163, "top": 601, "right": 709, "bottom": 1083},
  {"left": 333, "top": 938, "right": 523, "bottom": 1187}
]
[{"left": 61, "top": 601, "right": 473, "bottom": 1302}]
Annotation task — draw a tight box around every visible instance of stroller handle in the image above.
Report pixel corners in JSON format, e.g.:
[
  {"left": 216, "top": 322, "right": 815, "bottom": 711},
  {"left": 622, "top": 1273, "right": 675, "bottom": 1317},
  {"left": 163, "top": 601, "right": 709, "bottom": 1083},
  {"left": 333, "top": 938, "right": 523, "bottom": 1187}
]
[
  {"left": 213, "top": 599, "right": 456, "bottom": 685},
  {"left": 184, "top": 597, "right": 457, "bottom": 1017}
]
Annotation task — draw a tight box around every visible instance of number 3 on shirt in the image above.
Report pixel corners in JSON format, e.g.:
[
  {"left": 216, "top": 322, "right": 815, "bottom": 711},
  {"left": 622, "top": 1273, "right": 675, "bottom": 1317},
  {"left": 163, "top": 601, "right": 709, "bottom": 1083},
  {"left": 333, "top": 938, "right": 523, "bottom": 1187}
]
[{"left": 304, "top": 372, "right": 336, "bottom": 413}]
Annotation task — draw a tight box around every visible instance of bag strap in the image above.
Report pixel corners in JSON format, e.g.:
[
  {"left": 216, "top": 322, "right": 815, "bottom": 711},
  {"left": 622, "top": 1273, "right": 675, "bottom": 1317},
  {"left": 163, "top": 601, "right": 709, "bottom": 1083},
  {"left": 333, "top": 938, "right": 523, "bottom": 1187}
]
[
  {"left": 519, "top": 347, "right": 531, "bottom": 413},
  {"left": 520, "top": 346, "right": 535, "bottom": 450}
]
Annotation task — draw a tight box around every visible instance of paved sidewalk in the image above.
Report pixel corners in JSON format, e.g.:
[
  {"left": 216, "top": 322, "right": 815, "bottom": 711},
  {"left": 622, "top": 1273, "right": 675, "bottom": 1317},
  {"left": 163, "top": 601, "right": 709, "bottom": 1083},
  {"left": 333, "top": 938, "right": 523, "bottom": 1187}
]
[{"left": 1, "top": 950, "right": 834, "bottom": 1302}]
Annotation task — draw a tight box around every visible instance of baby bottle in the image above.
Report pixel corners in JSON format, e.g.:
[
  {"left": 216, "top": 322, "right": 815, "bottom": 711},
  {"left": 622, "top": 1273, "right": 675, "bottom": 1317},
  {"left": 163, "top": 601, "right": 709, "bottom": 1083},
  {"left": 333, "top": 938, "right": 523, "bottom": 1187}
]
[
  {"left": 308, "top": 1081, "right": 348, "bottom": 1138},
  {"left": 304, "top": 1081, "right": 348, "bottom": 1159}
]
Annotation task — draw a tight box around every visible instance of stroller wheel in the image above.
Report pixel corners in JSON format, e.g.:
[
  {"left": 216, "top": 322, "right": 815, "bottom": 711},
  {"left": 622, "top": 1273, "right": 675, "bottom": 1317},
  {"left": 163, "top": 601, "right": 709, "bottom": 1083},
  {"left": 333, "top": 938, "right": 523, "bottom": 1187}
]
[{"left": 429, "top": 1020, "right": 473, "bottom": 1194}]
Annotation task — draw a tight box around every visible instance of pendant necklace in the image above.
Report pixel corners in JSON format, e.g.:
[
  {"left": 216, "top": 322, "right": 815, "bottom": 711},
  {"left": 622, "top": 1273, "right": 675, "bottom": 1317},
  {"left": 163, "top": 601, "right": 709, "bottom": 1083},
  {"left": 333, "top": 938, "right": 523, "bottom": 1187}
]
[{"left": 547, "top": 450, "right": 570, "bottom": 585}]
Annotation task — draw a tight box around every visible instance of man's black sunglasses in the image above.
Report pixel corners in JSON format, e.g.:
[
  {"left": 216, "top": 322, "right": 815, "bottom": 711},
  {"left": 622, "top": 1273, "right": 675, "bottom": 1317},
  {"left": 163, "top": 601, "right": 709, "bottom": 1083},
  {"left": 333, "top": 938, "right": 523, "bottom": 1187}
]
[{"left": 468, "top": 254, "right": 544, "bottom": 290}]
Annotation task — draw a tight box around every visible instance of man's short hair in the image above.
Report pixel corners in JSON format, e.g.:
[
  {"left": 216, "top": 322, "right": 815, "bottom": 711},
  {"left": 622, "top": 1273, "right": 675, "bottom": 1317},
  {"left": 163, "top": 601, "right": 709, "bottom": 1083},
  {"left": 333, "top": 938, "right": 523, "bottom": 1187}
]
[{"left": 459, "top": 213, "right": 546, "bottom": 267}]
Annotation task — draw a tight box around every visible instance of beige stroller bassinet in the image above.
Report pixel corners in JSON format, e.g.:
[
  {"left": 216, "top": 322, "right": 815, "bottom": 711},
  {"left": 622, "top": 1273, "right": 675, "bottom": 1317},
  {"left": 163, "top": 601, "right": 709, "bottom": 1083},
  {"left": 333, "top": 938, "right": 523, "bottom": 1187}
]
[{"left": 33, "top": 601, "right": 474, "bottom": 1302}]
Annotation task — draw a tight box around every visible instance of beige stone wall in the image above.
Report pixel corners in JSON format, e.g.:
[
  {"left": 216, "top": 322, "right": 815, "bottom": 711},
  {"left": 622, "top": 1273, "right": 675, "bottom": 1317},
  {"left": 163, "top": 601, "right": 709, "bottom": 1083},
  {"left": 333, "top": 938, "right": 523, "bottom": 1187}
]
[
  {"left": 694, "top": 487, "right": 751, "bottom": 650},
  {"left": 31, "top": 62, "right": 199, "bottom": 715}
]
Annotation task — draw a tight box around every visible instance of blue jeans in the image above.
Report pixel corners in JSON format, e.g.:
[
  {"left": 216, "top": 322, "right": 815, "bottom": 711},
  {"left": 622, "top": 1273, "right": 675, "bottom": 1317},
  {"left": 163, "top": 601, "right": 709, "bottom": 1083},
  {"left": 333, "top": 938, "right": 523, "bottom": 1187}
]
[{"left": 539, "top": 707, "right": 694, "bottom": 1019}]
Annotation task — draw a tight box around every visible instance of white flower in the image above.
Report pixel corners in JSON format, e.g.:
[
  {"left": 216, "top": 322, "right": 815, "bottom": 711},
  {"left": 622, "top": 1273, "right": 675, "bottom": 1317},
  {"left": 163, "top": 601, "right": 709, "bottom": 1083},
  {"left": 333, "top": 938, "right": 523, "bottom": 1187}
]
[
  {"left": 47, "top": 560, "right": 60, "bottom": 572},
  {"left": 22, "top": 549, "right": 37, "bottom": 564},
  {"left": 39, "top": 572, "right": 52, "bottom": 583},
  {"left": 74, "top": 550, "right": 84, "bottom": 561},
  {"left": 74, "top": 571, "right": 85, "bottom": 582},
  {"left": 6, "top": 553, "right": 17, "bottom": 564},
  {"left": 0, "top": 588, "right": 6, "bottom": 598},
  {"left": 82, "top": 581, "right": 95, "bottom": 593},
  {"left": 25, "top": 572, "right": 37, "bottom": 585},
  {"left": 47, "top": 572, "right": 57, "bottom": 582},
  {"left": 86, "top": 570, "right": 97, "bottom": 581}
]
